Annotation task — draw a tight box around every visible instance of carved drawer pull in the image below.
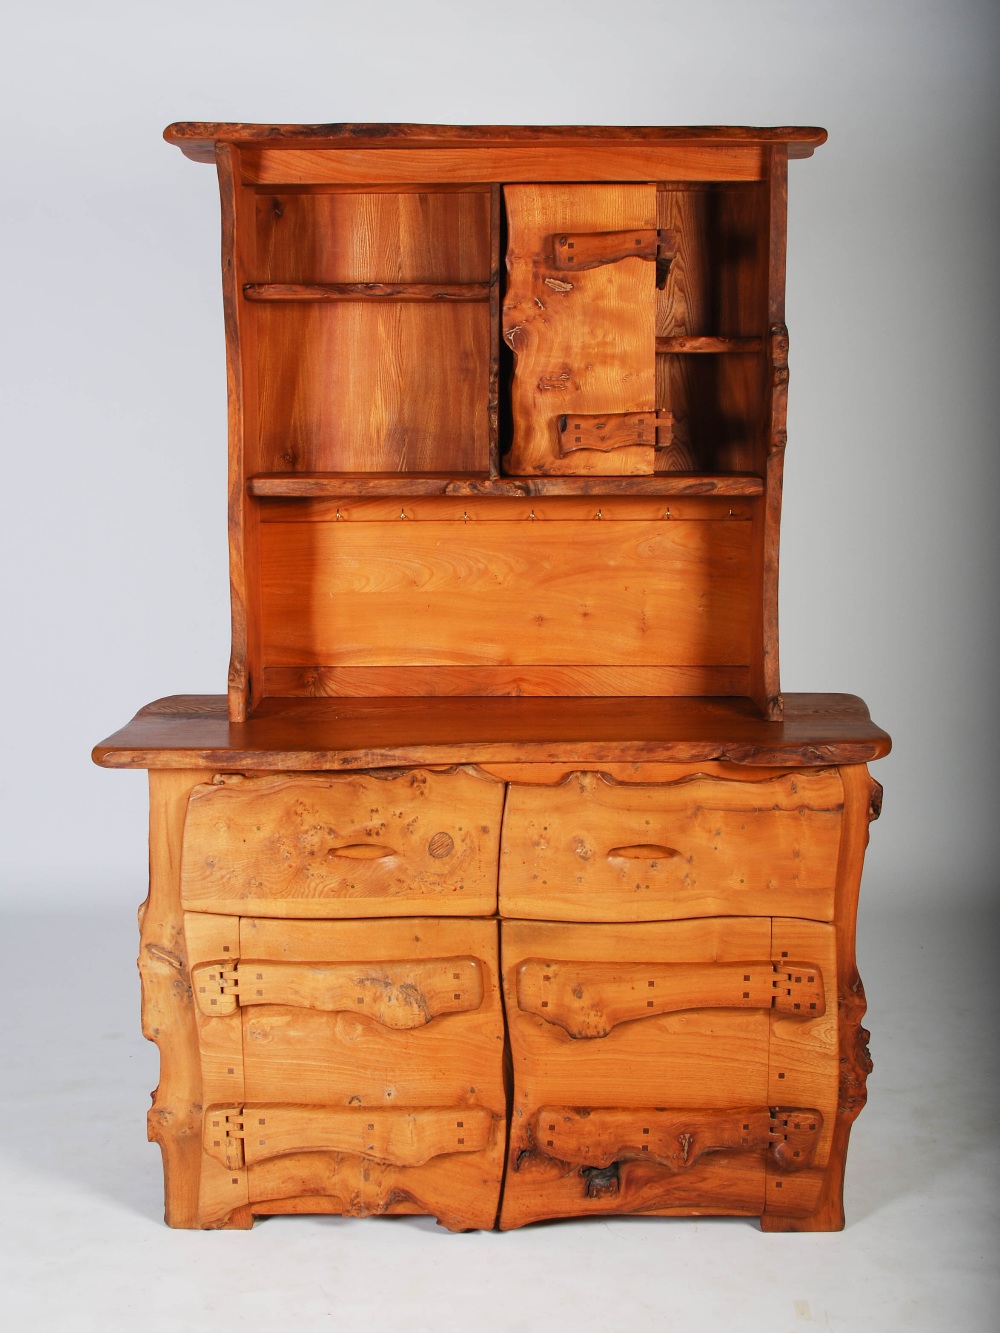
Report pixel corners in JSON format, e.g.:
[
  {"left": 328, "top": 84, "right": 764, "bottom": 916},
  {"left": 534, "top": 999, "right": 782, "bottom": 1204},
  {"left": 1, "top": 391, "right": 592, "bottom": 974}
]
[
  {"left": 516, "top": 958, "right": 824, "bottom": 1037},
  {"left": 193, "top": 956, "right": 484, "bottom": 1026},
  {"left": 326, "top": 842, "right": 395, "bottom": 860},
  {"left": 606, "top": 843, "right": 680, "bottom": 861},
  {"left": 529, "top": 1105, "right": 822, "bottom": 1186},
  {"left": 204, "top": 1104, "right": 494, "bottom": 1170}
]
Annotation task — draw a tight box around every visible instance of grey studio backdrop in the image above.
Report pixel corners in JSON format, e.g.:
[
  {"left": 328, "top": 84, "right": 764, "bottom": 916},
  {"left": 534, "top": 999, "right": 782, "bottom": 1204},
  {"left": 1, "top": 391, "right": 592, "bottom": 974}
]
[{"left": 1, "top": 3, "right": 997, "bottom": 1332}]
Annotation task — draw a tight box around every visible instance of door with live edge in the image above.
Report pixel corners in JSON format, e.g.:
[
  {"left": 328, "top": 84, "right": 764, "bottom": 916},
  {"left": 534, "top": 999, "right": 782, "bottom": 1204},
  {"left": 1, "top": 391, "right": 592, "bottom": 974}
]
[{"left": 503, "top": 184, "right": 666, "bottom": 475}]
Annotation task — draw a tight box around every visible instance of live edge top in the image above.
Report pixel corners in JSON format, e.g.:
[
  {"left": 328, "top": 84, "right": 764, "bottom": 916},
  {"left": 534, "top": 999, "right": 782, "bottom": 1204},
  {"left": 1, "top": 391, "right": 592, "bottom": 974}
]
[{"left": 163, "top": 123, "right": 828, "bottom": 164}]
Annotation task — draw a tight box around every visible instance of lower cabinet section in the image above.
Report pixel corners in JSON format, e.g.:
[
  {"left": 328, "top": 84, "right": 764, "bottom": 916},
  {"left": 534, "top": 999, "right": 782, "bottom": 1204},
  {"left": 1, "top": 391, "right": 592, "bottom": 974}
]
[{"left": 138, "top": 761, "right": 878, "bottom": 1232}]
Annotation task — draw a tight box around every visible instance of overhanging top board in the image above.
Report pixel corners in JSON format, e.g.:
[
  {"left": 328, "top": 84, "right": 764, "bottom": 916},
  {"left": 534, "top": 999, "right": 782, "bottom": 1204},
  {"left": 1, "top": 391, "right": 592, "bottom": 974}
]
[
  {"left": 164, "top": 123, "right": 828, "bottom": 164},
  {"left": 92, "top": 693, "right": 890, "bottom": 771}
]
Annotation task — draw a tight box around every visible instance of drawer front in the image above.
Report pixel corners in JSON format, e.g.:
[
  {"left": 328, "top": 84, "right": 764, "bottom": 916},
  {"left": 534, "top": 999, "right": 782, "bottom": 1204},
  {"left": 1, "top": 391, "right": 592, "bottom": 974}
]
[
  {"left": 181, "top": 767, "right": 504, "bottom": 917},
  {"left": 499, "top": 768, "right": 844, "bottom": 922},
  {"left": 186, "top": 914, "right": 506, "bottom": 1231},
  {"left": 499, "top": 918, "right": 838, "bottom": 1229}
]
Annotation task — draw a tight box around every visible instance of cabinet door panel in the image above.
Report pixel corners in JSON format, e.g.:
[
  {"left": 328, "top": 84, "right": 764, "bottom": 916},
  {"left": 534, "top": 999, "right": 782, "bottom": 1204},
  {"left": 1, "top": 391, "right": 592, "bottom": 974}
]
[
  {"left": 187, "top": 915, "right": 505, "bottom": 1231},
  {"left": 500, "top": 918, "right": 772, "bottom": 1227},
  {"left": 500, "top": 917, "right": 835, "bottom": 1228},
  {"left": 503, "top": 184, "right": 657, "bottom": 475}
]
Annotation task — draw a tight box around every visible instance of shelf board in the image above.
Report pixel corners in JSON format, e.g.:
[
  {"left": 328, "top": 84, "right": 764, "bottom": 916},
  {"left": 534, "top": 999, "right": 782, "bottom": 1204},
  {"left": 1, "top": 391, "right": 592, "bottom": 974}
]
[
  {"left": 243, "top": 282, "right": 490, "bottom": 303},
  {"left": 655, "top": 336, "right": 763, "bottom": 354},
  {"left": 94, "top": 693, "right": 891, "bottom": 772},
  {"left": 247, "top": 473, "right": 765, "bottom": 499}
]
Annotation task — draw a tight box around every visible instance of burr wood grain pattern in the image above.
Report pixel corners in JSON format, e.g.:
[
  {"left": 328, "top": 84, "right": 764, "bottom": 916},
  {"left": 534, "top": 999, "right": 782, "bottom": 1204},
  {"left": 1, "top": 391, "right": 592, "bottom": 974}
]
[
  {"left": 99, "top": 123, "right": 888, "bottom": 1234},
  {"left": 180, "top": 768, "right": 504, "bottom": 917},
  {"left": 503, "top": 184, "right": 657, "bottom": 475}
]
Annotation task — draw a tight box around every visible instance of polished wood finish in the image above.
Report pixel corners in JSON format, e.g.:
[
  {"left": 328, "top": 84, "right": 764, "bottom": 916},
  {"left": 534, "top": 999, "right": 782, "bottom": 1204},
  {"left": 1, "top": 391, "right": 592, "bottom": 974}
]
[
  {"left": 98, "top": 123, "right": 888, "bottom": 1233},
  {"left": 94, "top": 692, "right": 890, "bottom": 772},
  {"left": 245, "top": 473, "right": 765, "bottom": 497},
  {"left": 504, "top": 184, "right": 657, "bottom": 476},
  {"left": 243, "top": 281, "right": 489, "bottom": 302},
  {"left": 499, "top": 767, "right": 844, "bottom": 922},
  {"left": 180, "top": 768, "right": 503, "bottom": 917},
  {"left": 256, "top": 511, "right": 753, "bottom": 682},
  {"left": 164, "top": 123, "right": 828, "bottom": 162}
]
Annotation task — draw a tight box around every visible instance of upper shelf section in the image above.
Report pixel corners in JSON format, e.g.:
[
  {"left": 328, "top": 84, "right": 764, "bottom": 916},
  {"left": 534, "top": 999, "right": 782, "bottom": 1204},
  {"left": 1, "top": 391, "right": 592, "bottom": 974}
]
[{"left": 165, "top": 122, "right": 828, "bottom": 165}]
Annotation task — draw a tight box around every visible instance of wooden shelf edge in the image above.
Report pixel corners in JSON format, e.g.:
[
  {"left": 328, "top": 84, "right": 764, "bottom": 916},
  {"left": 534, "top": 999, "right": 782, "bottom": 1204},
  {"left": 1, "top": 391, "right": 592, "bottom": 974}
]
[
  {"left": 246, "top": 473, "right": 766, "bottom": 499},
  {"left": 92, "top": 693, "right": 891, "bottom": 772},
  {"left": 164, "top": 123, "right": 828, "bottom": 164},
  {"left": 243, "top": 282, "right": 490, "bottom": 303},
  {"left": 655, "top": 336, "right": 763, "bottom": 354}
]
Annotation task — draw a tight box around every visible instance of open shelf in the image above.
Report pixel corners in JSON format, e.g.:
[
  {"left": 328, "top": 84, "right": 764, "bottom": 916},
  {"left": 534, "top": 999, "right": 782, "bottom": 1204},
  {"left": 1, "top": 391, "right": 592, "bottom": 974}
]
[
  {"left": 246, "top": 472, "right": 765, "bottom": 498},
  {"left": 655, "top": 336, "right": 763, "bottom": 353},
  {"left": 244, "top": 282, "right": 491, "bottom": 303}
]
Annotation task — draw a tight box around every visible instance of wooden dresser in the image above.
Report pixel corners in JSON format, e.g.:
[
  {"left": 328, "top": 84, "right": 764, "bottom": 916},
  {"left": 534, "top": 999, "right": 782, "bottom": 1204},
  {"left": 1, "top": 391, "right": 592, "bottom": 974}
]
[{"left": 94, "top": 124, "right": 890, "bottom": 1232}]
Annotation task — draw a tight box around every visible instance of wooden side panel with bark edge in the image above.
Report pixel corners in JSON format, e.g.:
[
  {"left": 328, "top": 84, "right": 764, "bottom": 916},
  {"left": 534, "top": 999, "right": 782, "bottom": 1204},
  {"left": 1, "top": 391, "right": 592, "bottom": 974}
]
[
  {"left": 760, "top": 764, "right": 880, "bottom": 1232},
  {"left": 503, "top": 184, "right": 657, "bottom": 475},
  {"left": 499, "top": 767, "right": 844, "bottom": 923},
  {"left": 235, "top": 916, "right": 506, "bottom": 1231},
  {"left": 140, "top": 771, "right": 251, "bottom": 1230},
  {"left": 217, "top": 145, "right": 262, "bottom": 722},
  {"left": 180, "top": 767, "right": 505, "bottom": 917}
]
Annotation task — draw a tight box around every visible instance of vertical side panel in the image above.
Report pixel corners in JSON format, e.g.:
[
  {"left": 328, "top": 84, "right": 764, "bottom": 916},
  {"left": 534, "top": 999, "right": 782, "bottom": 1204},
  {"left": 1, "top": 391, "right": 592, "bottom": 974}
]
[
  {"left": 751, "top": 147, "right": 788, "bottom": 719},
  {"left": 140, "top": 771, "right": 204, "bottom": 1227},
  {"left": 217, "top": 144, "right": 262, "bottom": 721},
  {"left": 762, "top": 764, "right": 881, "bottom": 1232},
  {"left": 184, "top": 912, "right": 250, "bottom": 1227},
  {"left": 765, "top": 917, "right": 839, "bottom": 1220},
  {"left": 503, "top": 184, "right": 657, "bottom": 475},
  {"left": 489, "top": 184, "right": 502, "bottom": 477}
]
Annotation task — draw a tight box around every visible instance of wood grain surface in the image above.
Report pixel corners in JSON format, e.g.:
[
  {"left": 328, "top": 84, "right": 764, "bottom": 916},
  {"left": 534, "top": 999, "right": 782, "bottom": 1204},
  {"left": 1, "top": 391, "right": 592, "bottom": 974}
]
[
  {"left": 237, "top": 916, "right": 506, "bottom": 1230},
  {"left": 500, "top": 916, "right": 772, "bottom": 1226},
  {"left": 499, "top": 768, "right": 843, "bottom": 923},
  {"left": 504, "top": 184, "right": 657, "bottom": 475},
  {"left": 257, "top": 515, "right": 752, "bottom": 670},
  {"left": 180, "top": 768, "right": 503, "bottom": 917},
  {"left": 93, "top": 693, "right": 891, "bottom": 770}
]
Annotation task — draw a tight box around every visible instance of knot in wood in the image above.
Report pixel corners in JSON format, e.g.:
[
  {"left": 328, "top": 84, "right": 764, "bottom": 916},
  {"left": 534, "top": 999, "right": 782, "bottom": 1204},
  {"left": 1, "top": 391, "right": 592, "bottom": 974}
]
[{"left": 427, "top": 831, "right": 455, "bottom": 859}]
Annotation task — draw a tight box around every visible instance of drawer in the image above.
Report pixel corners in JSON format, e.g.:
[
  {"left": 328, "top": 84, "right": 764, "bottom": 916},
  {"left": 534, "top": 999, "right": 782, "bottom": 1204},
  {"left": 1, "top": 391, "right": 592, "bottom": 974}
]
[
  {"left": 499, "top": 917, "right": 838, "bottom": 1229},
  {"left": 180, "top": 767, "right": 504, "bottom": 917},
  {"left": 499, "top": 768, "right": 844, "bottom": 922},
  {"left": 185, "top": 913, "right": 506, "bottom": 1231}
]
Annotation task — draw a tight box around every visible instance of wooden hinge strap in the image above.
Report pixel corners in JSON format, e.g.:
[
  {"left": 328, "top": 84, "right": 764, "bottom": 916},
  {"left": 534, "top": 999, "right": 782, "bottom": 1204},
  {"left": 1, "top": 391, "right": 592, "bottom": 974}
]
[
  {"left": 552, "top": 227, "right": 679, "bottom": 276},
  {"left": 192, "top": 956, "right": 484, "bottom": 1027},
  {"left": 203, "top": 1104, "right": 493, "bottom": 1170},
  {"left": 530, "top": 1105, "right": 823, "bottom": 1178},
  {"left": 557, "top": 410, "right": 672, "bottom": 455},
  {"left": 516, "top": 957, "right": 825, "bottom": 1038}
]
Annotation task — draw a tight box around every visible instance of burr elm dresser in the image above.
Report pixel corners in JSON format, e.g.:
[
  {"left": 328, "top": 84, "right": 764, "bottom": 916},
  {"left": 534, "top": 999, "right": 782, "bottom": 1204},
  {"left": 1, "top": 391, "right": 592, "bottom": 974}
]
[{"left": 94, "top": 123, "right": 890, "bottom": 1232}]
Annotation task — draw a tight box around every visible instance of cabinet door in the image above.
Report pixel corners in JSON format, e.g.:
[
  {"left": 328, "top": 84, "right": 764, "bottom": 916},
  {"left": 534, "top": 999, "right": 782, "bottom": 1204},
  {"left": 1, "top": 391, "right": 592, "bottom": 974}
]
[
  {"left": 185, "top": 914, "right": 506, "bottom": 1231},
  {"left": 503, "top": 184, "right": 659, "bottom": 475},
  {"left": 499, "top": 918, "right": 837, "bottom": 1228}
]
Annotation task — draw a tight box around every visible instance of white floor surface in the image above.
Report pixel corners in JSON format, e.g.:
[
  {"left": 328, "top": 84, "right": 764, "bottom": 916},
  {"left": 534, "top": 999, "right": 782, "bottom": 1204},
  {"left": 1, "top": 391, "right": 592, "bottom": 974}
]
[{"left": 1, "top": 895, "right": 997, "bottom": 1333}]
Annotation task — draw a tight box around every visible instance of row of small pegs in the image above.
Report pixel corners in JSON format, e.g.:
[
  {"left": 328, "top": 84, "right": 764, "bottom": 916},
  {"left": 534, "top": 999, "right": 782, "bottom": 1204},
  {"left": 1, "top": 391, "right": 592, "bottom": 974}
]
[{"left": 332, "top": 507, "right": 743, "bottom": 521}]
